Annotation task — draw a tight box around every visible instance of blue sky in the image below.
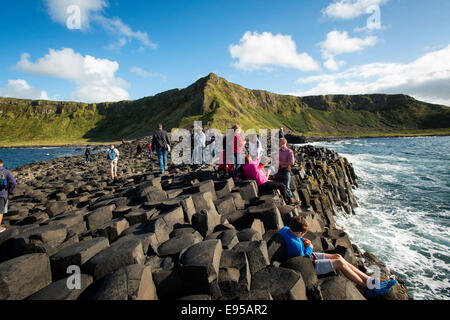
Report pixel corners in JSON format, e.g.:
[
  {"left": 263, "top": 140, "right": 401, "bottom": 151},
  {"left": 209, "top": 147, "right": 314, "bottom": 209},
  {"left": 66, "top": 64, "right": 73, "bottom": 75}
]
[{"left": 0, "top": 0, "right": 449, "bottom": 105}]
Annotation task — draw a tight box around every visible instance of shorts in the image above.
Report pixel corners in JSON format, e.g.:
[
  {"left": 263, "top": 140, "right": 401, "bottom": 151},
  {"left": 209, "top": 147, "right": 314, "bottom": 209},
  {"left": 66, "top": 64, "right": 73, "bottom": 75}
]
[
  {"left": 312, "top": 252, "right": 335, "bottom": 275},
  {"left": 110, "top": 158, "right": 118, "bottom": 167},
  {"left": 0, "top": 198, "right": 8, "bottom": 214}
]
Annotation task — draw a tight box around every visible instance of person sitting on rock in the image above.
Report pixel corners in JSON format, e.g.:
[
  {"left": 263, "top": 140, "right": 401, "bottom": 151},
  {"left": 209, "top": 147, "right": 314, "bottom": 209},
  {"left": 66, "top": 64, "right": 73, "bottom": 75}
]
[
  {"left": 279, "top": 216, "right": 398, "bottom": 298},
  {"left": 243, "top": 155, "right": 292, "bottom": 204},
  {"left": 0, "top": 159, "right": 16, "bottom": 233}
]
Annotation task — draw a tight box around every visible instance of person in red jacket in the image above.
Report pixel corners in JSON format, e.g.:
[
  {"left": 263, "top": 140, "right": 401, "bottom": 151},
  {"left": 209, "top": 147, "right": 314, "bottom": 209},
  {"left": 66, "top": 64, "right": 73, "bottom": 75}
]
[{"left": 232, "top": 124, "right": 245, "bottom": 180}]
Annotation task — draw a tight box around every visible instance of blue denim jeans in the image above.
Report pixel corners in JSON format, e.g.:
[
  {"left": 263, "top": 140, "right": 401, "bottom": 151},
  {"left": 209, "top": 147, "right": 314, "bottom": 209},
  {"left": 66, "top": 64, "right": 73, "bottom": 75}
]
[
  {"left": 233, "top": 152, "right": 243, "bottom": 178},
  {"left": 278, "top": 169, "right": 294, "bottom": 198},
  {"left": 156, "top": 147, "right": 167, "bottom": 173}
]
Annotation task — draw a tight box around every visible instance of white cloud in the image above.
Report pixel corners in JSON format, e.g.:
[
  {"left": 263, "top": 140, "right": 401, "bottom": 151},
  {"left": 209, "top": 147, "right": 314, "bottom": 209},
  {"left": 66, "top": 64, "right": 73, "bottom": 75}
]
[
  {"left": 323, "top": 0, "right": 388, "bottom": 20},
  {"left": 44, "top": 0, "right": 156, "bottom": 49},
  {"left": 229, "top": 31, "right": 320, "bottom": 72},
  {"left": 130, "top": 67, "right": 167, "bottom": 81},
  {"left": 96, "top": 16, "right": 157, "bottom": 49},
  {"left": 17, "top": 48, "right": 129, "bottom": 102},
  {"left": 319, "top": 30, "right": 377, "bottom": 70},
  {"left": 320, "top": 30, "right": 377, "bottom": 56},
  {"left": 0, "top": 80, "right": 49, "bottom": 100},
  {"left": 292, "top": 45, "right": 450, "bottom": 106}
]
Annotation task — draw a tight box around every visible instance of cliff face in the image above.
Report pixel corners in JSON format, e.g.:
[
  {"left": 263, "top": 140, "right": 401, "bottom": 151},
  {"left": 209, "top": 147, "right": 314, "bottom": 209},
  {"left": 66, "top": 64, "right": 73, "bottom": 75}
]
[{"left": 0, "top": 73, "right": 449, "bottom": 145}]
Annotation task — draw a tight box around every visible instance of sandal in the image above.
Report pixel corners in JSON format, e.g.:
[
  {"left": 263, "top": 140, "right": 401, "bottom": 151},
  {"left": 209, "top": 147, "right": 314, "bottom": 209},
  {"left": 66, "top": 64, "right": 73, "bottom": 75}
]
[{"left": 0, "top": 226, "right": 6, "bottom": 233}]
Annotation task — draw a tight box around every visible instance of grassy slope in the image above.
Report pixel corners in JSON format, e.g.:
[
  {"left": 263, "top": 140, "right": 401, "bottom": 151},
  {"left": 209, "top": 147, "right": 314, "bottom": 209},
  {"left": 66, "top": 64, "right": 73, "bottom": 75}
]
[{"left": 0, "top": 74, "right": 449, "bottom": 146}]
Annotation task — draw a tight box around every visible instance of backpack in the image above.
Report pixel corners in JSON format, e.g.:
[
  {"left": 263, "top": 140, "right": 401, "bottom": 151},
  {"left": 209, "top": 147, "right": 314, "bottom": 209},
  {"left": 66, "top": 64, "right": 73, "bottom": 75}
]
[
  {"left": 0, "top": 170, "right": 7, "bottom": 188},
  {"left": 107, "top": 149, "right": 117, "bottom": 160}
]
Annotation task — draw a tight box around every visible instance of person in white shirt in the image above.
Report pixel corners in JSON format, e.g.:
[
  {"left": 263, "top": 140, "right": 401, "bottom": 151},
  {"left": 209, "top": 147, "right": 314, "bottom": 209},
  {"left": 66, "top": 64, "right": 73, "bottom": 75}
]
[
  {"left": 107, "top": 145, "right": 120, "bottom": 179},
  {"left": 193, "top": 128, "right": 206, "bottom": 165},
  {"left": 248, "top": 134, "right": 263, "bottom": 160}
]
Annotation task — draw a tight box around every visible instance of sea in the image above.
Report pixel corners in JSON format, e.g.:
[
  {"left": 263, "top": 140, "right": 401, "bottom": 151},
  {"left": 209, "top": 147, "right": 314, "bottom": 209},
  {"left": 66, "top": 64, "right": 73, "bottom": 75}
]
[
  {"left": 298, "top": 136, "right": 450, "bottom": 300},
  {"left": 0, "top": 136, "right": 449, "bottom": 299}
]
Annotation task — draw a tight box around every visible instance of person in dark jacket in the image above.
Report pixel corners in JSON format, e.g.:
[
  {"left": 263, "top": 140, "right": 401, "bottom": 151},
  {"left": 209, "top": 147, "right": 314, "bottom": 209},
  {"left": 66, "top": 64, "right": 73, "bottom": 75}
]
[
  {"left": 0, "top": 159, "right": 17, "bottom": 233},
  {"left": 151, "top": 123, "right": 171, "bottom": 173},
  {"left": 279, "top": 127, "right": 286, "bottom": 139},
  {"left": 85, "top": 146, "right": 91, "bottom": 163}
]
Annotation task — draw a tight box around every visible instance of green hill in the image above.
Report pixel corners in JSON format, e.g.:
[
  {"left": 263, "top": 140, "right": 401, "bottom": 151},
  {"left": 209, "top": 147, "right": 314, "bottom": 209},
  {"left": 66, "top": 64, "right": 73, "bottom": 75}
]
[{"left": 0, "top": 73, "right": 449, "bottom": 146}]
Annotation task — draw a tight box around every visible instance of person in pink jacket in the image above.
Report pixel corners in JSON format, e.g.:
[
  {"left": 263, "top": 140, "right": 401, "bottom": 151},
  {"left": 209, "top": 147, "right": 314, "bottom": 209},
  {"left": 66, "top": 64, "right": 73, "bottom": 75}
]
[{"left": 242, "top": 155, "right": 291, "bottom": 203}]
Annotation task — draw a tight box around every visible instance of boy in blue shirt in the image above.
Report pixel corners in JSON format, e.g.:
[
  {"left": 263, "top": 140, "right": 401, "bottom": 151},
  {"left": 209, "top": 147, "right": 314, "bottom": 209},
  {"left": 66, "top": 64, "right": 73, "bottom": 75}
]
[{"left": 279, "top": 216, "right": 397, "bottom": 298}]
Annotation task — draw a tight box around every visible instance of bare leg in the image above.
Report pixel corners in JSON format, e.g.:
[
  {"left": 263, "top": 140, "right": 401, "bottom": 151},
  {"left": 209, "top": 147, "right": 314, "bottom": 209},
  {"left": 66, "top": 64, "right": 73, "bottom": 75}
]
[
  {"left": 110, "top": 163, "right": 114, "bottom": 179},
  {"left": 325, "top": 254, "right": 372, "bottom": 284},
  {"left": 331, "top": 259, "right": 366, "bottom": 287},
  {"left": 0, "top": 213, "right": 3, "bottom": 225}
]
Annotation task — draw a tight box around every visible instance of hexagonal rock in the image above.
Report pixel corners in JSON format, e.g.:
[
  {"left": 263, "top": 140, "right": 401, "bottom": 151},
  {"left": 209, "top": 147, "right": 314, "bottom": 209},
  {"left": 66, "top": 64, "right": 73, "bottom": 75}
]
[
  {"left": 28, "top": 274, "right": 93, "bottom": 300},
  {"left": 319, "top": 275, "right": 366, "bottom": 300},
  {"left": 94, "top": 264, "right": 158, "bottom": 300},
  {"left": 214, "top": 178, "right": 235, "bottom": 199},
  {"left": 158, "top": 232, "right": 203, "bottom": 257},
  {"left": 192, "top": 209, "right": 221, "bottom": 237},
  {"left": 92, "top": 218, "right": 130, "bottom": 243},
  {"left": 116, "top": 232, "right": 161, "bottom": 256},
  {"left": 191, "top": 191, "right": 216, "bottom": 213},
  {"left": 237, "top": 229, "right": 262, "bottom": 242},
  {"left": 51, "top": 237, "right": 110, "bottom": 280},
  {"left": 83, "top": 238, "right": 145, "bottom": 280},
  {"left": 179, "top": 240, "right": 223, "bottom": 296},
  {"left": 237, "top": 180, "right": 259, "bottom": 201},
  {"left": 282, "top": 256, "right": 323, "bottom": 300},
  {"left": 84, "top": 205, "right": 114, "bottom": 230},
  {"left": 219, "top": 250, "right": 251, "bottom": 298},
  {"left": 10, "top": 224, "right": 68, "bottom": 257},
  {"left": 191, "top": 180, "right": 217, "bottom": 200},
  {"left": 232, "top": 241, "right": 270, "bottom": 275},
  {"left": 138, "top": 186, "right": 167, "bottom": 204},
  {"left": 124, "top": 209, "right": 157, "bottom": 226},
  {"left": 214, "top": 195, "right": 236, "bottom": 216},
  {"left": 263, "top": 230, "right": 289, "bottom": 264},
  {"left": 251, "top": 266, "right": 307, "bottom": 300},
  {"left": 0, "top": 253, "right": 52, "bottom": 300},
  {"left": 206, "top": 229, "right": 239, "bottom": 250},
  {"left": 46, "top": 200, "right": 68, "bottom": 217},
  {"left": 161, "top": 195, "right": 196, "bottom": 224},
  {"left": 248, "top": 203, "right": 284, "bottom": 232},
  {"left": 152, "top": 268, "right": 186, "bottom": 300},
  {"left": 146, "top": 206, "right": 185, "bottom": 237},
  {"left": 49, "top": 213, "right": 87, "bottom": 235}
]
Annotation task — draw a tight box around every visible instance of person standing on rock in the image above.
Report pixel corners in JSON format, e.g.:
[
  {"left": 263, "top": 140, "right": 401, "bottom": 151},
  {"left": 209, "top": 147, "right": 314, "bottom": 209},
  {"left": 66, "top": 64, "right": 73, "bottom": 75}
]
[
  {"left": 107, "top": 145, "right": 120, "bottom": 180},
  {"left": 275, "top": 138, "right": 297, "bottom": 204},
  {"left": 151, "top": 123, "right": 171, "bottom": 173},
  {"left": 248, "top": 133, "right": 263, "bottom": 160},
  {"left": 280, "top": 216, "right": 398, "bottom": 298},
  {"left": 147, "top": 142, "right": 153, "bottom": 158},
  {"left": 279, "top": 127, "right": 286, "bottom": 139},
  {"left": 232, "top": 124, "right": 245, "bottom": 181},
  {"left": 85, "top": 146, "right": 91, "bottom": 163},
  {"left": 0, "top": 159, "right": 16, "bottom": 233}
]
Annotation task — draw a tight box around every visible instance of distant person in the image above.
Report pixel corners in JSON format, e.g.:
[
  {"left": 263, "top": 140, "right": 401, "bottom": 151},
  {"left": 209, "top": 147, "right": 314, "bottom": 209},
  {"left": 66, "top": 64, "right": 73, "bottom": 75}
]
[
  {"left": 190, "top": 126, "right": 195, "bottom": 165},
  {"left": 243, "top": 155, "right": 290, "bottom": 202},
  {"left": 136, "top": 143, "right": 143, "bottom": 157},
  {"left": 206, "top": 132, "right": 216, "bottom": 162},
  {"left": 151, "top": 123, "right": 171, "bottom": 173},
  {"left": 107, "top": 145, "right": 120, "bottom": 179},
  {"left": 279, "top": 127, "right": 286, "bottom": 139},
  {"left": 147, "top": 142, "right": 153, "bottom": 158},
  {"left": 279, "top": 216, "right": 398, "bottom": 298},
  {"left": 248, "top": 133, "right": 263, "bottom": 160},
  {"left": 85, "top": 146, "right": 91, "bottom": 163},
  {"left": 121, "top": 137, "right": 125, "bottom": 144},
  {"left": 0, "top": 159, "right": 17, "bottom": 233},
  {"left": 233, "top": 124, "right": 245, "bottom": 180},
  {"left": 276, "top": 138, "right": 297, "bottom": 204}
]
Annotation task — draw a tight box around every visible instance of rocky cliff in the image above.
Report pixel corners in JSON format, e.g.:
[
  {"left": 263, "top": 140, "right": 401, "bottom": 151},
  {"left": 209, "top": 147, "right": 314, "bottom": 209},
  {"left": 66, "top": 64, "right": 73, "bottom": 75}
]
[{"left": 1, "top": 73, "right": 448, "bottom": 146}]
